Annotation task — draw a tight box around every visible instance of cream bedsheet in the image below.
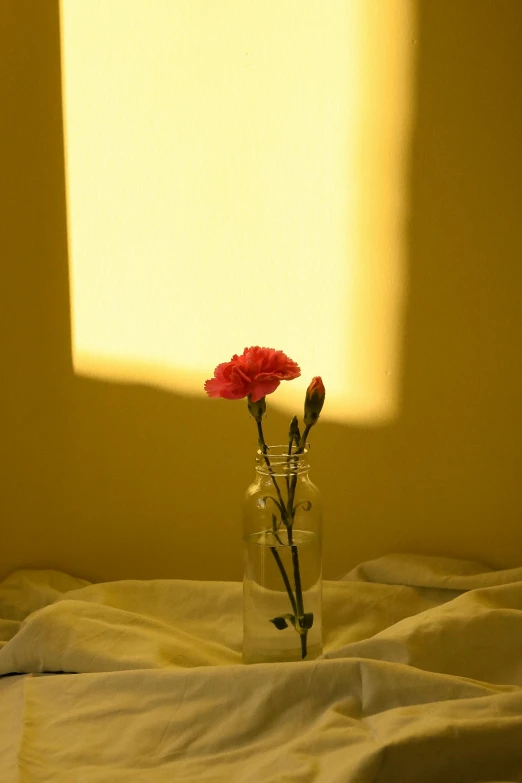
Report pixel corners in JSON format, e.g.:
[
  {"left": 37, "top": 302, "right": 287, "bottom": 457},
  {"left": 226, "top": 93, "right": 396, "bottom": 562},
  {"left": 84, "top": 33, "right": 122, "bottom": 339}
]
[{"left": 1, "top": 554, "right": 522, "bottom": 782}]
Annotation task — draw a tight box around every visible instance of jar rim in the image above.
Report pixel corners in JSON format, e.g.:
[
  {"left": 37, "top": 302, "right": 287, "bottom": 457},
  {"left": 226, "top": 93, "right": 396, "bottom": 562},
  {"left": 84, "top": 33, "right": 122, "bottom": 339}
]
[
  {"left": 255, "top": 444, "right": 310, "bottom": 476},
  {"left": 256, "top": 444, "right": 309, "bottom": 459}
]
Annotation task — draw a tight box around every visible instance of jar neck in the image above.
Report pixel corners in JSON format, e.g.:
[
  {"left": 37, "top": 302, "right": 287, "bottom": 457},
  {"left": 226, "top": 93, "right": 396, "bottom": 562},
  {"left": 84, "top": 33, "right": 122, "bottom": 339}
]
[{"left": 255, "top": 445, "right": 310, "bottom": 477}]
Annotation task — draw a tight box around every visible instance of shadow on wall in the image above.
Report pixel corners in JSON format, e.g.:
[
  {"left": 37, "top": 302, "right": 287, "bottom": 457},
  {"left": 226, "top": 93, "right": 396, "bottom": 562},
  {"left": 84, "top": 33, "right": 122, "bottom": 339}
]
[{"left": 1, "top": 1, "right": 521, "bottom": 582}]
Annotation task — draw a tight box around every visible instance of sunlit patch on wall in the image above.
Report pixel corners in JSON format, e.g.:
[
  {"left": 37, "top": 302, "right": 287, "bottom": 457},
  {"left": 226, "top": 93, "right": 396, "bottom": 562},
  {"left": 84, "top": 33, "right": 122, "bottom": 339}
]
[{"left": 60, "top": 0, "right": 415, "bottom": 424}]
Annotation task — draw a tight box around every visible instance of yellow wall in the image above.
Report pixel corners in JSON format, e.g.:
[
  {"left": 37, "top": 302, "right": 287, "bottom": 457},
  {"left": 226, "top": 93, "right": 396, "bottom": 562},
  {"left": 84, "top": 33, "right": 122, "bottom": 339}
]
[
  {"left": 1, "top": 1, "right": 521, "bottom": 583},
  {"left": 60, "top": 0, "right": 413, "bottom": 426}
]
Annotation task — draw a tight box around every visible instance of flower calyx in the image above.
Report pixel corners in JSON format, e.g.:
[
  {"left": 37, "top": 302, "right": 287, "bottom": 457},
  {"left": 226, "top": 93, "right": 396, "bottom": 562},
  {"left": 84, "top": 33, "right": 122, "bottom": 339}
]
[{"left": 248, "top": 394, "right": 266, "bottom": 422}]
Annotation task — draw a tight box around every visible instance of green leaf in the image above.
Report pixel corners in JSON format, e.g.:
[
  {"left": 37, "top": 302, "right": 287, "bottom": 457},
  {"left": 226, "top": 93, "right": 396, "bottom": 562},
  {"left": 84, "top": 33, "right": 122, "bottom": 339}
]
[
  {"left": 270, "top": 615, "right": 293, "bottom": 630},
  {"left": 299, "top": 612, "right": 314, "bottom": 630},
  {"left": 293, "top": 500, "right": 312, "bottom": 515}
]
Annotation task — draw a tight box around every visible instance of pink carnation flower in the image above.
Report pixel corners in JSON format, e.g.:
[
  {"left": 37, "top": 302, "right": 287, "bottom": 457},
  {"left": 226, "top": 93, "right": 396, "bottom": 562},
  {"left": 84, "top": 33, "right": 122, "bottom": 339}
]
[{"left": 204, "top": 346, "right": 301, "bottom": 402}]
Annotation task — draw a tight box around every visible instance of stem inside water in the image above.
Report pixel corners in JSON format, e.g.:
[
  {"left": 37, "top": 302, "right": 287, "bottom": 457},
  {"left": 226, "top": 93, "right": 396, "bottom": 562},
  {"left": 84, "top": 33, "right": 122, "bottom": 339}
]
[
  {"left": 269, "top": 546, "right": 298, "bottom": 617},
  {"left": 243, "top": 530, "right": 321, "bottom": 664}
]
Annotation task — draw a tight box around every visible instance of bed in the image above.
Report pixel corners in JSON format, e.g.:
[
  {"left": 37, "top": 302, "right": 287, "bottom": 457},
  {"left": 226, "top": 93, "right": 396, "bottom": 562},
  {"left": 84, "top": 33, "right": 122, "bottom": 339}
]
[{"left": 1, "top": 553, "right": 522, "bottom": 782}]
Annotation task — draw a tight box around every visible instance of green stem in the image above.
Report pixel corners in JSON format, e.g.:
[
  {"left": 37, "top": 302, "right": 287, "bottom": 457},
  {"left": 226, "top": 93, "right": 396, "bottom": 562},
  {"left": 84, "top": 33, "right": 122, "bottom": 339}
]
[
  {"left": 252, "top": 415, "right": 309, "bottom": 659},
  {"left": 287, "top": 423, "right": 313, "bottom": 518},
  {"left": 270, "top": 513, "right": 283, "bottom": 543},
  {"left": 269, "top": 547, "right": 298, "bottom": 617},
  {"left": 287, "top": 526, "right": 308, "bottom": 659},
  {"left": 263, "top": 495, "right": 286, "bottom": 521},
  {"left": 285, "top": 435, "right": 293, "bottom": 499},
  {"left": 286, "top": 423, "right": 313, "bottom": 659},
  {"left": 256, "top": 420, "right": 288, "bottom": 524}
]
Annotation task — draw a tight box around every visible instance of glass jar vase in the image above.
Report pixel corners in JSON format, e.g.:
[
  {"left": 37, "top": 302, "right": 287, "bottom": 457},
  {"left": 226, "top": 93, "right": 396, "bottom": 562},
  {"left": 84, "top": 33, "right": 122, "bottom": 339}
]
[{"left": 242, "top": 445, "right": 323, "bottom": 664}]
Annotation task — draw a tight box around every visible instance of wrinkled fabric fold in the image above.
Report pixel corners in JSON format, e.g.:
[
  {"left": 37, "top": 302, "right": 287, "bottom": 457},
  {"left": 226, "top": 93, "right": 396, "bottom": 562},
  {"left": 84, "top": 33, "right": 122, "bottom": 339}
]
[{"left": 1, "top": 554, "right": 522, "bottom": 782}]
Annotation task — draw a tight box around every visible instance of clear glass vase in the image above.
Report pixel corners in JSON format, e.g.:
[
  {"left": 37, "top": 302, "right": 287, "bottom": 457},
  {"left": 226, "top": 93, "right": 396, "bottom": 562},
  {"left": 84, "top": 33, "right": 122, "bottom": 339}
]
[{"left": 242, "top": 445, "right": 323, "bottom": 664}]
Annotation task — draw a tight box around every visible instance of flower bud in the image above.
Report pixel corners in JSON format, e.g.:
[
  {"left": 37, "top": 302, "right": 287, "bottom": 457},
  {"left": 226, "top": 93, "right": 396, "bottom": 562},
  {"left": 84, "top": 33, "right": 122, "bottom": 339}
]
[
  {"left": 247, "top": 394, "right": 266, "bottom": 422},
  {"left": 304, "top": 377, "right": 325, "bottom": 427},
  {"left": 288, "top": 415, "right": 301, "bottom": 447}
]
